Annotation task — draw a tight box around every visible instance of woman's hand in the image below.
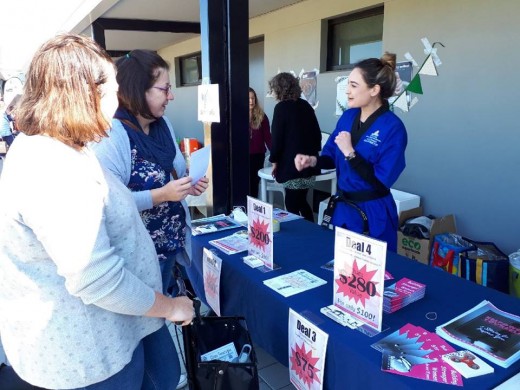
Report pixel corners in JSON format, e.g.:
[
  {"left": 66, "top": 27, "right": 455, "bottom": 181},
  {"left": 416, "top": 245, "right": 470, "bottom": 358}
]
[
  {"left": 335, "top": 131, "right": 354, "bottom": 157},
  {"left": 165, "top": 295, "right": 195, "bottom": 326},
  {"left": 294, "top": 154, "right": 315, "bottom": 171},
  {"left": 146, "top": 293, "right": 194, "bottom": 326},
  {"left": 271, "top": 163, "right": 277, "bottom": 179},
  {"left": 152, "top": 176, "right": 192, "bottom": 205},
  {"left": 188, "top": 177, "right": 209, "bottom": 196}
]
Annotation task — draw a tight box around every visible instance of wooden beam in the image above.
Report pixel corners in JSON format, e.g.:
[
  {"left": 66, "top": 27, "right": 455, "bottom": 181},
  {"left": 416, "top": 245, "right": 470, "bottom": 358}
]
[{"left": 95, "top": 18, "right": 200, "bottom": 34}]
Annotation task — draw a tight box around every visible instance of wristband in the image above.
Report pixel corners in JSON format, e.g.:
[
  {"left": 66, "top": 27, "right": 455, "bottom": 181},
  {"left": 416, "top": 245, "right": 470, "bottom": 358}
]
[{"left": 345, "top": 151, "right": 356, "bottom": 161}]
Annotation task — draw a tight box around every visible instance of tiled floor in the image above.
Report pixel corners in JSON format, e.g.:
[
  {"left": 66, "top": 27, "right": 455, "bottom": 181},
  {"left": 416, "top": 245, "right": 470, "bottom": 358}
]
[{"left": 167, "top": 300, "right": 296, "bottom": 390}]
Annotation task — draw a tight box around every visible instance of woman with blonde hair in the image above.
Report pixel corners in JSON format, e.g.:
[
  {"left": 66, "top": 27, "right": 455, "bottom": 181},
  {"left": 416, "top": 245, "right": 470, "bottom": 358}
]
[
  {"left": 248, "top": 87, "right": 271, "bottom": 197},
  {"left": 0, "top": 34, "right": 194, "bottom": 390}
]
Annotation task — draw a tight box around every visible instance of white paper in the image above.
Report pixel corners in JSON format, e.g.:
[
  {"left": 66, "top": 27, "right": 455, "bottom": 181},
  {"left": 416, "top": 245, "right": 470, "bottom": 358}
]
[
  {"left": 243, "top": 255, "right": 265, "bottom": 268},
  {"left": 335, "top": 76, "right": 348, "bottom": 116},
  {"left": 320, "top": 305, "right": 362, "bottom": 329},
  {"left": 442, "top": 350, "right": 494, "bottom": 378},
  {"left": 202, "top": 248, "right": 222, "bottom": 316},
  {"left": 200, "top": 341, "right": 238, "bottom": 362},
  {"left": 198, "top": 84, "right": 220, "bottom": 123},
  {"left": 188, "top": 146, "right": 210, "bottom": 185},
  {"left": 263, "top": 269, "right": 326, "bottom": 297},
  {"left": 209, "top": 230, "right": 249, "bottom": 255}
]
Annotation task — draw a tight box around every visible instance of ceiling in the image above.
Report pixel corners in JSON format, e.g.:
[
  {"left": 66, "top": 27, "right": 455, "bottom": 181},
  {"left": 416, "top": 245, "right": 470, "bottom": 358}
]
[
  {"left": 0, "top": 0, "right": 304, "bottom": 78},
  {"left": 83, "top": 0, "right": 305, "bottom": 52}
]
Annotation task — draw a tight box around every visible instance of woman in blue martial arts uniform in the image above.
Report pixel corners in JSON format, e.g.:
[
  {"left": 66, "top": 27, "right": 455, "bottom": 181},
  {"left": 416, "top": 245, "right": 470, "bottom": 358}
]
[{"left": 294, "top": 52, "right": 407, "bottom": 251}]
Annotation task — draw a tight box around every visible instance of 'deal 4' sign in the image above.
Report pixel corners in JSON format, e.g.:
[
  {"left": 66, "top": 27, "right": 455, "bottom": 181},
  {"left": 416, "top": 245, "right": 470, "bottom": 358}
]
[
  {"left": 288, "top": 309, "right": 328, "bottom": 390},
  {"left": 333, "top": 227, "right": 387, "bottom": 332}
]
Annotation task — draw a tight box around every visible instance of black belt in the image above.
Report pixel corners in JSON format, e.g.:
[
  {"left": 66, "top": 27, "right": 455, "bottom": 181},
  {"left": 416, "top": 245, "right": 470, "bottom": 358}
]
[
  {"left": 321, "top": 188, "right": 389, "bottom": 234},
  {"left": 337, "top": 188, "right": 390, "bottom": 203}
]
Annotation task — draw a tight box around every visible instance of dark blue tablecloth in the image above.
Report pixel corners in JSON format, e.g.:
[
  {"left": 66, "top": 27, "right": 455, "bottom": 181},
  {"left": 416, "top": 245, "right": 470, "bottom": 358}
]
[{"left": 187, "top": 219, "right": 520, "bottom": 389}]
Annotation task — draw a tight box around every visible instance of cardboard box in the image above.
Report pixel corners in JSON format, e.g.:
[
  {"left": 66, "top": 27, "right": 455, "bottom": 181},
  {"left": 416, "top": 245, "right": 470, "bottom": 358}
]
[
  {"left": 397, "top": 207, "right": 456, "bottom": 265},
  {"left": 390, "top": 189, "right": 421, "bottom": 215}
]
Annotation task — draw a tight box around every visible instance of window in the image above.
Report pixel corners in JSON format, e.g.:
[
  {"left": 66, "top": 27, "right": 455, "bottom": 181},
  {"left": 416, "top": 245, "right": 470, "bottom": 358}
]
[
  {"left": 327, "top": 7, "right": 384, "bottom": 71},
  {"left": 179, "top": 52, "right": 202, "bottom": 86}
]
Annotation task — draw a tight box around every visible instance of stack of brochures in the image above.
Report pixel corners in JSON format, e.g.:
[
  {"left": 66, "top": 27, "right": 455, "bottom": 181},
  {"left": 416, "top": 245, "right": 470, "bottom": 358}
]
[
  {"left": 191, "top": 214, "right": 242, "bottom": 236},
  {"left": 383, "top": 278, "right": 426, "bottom": 313},
  {"left": 436, "top": 300, "right": 520, "bottom": 368},
  {"left": 371, "top": 323, "right": 463, "bottom": 385},
  {"left": 209, "top": 230, "right": 248, "bottom": 255}
]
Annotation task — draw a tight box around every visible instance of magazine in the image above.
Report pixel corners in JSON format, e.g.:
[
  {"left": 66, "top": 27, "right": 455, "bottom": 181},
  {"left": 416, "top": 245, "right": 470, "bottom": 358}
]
[
  {"left": 209, "top": 230, "right": 249, "bottom": 255},
  {"left": 436, "top": 300, "right": 520, "bottom": 368},
  {"left": 372, "top": 323, "right": 463, "bottom": 386},
  {"left": 191, "top": 214, "right": 242, "bottom": 236},
  {"left": 273, "top": 208, "right": 303, "bottom": 223}
]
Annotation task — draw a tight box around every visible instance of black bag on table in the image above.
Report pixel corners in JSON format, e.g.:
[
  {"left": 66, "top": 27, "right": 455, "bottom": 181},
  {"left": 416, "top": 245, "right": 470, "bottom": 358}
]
[
  {"left": 459, "top": 241, "right": 509, "bottom": 293},
  {"left": 183, "top": 303, "right": 259, "bottom": 390}
]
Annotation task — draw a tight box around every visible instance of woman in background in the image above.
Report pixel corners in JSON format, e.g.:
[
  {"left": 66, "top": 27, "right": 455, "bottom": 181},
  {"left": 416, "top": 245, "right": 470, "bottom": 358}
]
[
  {"left": 0, "top": 33, "right": 193, "bottom": 390},
  {"left": 0, "top": 94, "right": 21, "bottom": 153},
  {"left": 248, "top": 87, "right": 271, "bottom": 197},
  {"left": 268, "top": 72, "right": 322, "bottom": 221},
  {"left": 91, "top": 50, "right": 208, "bottom": 297},
  {"left": 295, "top": 53, "right": 407, "bottom": 251}
]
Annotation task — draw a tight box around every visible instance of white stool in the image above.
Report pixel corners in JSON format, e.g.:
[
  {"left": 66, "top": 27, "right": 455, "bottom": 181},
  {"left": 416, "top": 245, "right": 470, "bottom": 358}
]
[{"left": 258, "top": 167, "right": 286, "bottom": 208}]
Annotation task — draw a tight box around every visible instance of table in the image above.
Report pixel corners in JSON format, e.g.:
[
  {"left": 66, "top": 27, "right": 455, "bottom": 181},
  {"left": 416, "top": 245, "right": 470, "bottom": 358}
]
[
  {"left": 187, "top": 220, "right": 520, "bottom": 389},
  {"left": 258, "top": 166, "right": 337, "bottom": 204}
]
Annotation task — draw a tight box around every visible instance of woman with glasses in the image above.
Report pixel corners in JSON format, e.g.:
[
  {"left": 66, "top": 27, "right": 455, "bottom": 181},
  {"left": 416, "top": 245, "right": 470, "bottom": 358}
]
[{"left": 91, "top": 50, "right": 208, "bottom": 300}]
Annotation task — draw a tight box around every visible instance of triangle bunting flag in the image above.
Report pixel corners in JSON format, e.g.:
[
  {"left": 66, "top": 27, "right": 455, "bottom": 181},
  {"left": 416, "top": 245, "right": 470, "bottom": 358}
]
[
  {"left": 406, "top": 74, "right": 423, "bottom": 94},
  {"left": 392, "top": 93, "right": 409, "bottom": 112},
  {"left": 419, "top": 55, "right": 438, "bottom": 76}
]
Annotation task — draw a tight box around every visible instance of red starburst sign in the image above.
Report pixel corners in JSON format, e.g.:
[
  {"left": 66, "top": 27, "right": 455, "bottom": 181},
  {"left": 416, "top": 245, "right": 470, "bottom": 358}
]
[
  {"left": 250, "top": 218, "right": 271, "bottom": 251},
  {"left": 290, "top": 343, "right": 322, "bottom": 388},
  {"left": 333, "top": 227, "right": 387, "bottom": 331},
  {"left": 204, "top": 272, "right": 218, "bottom": 299},
  {"left": 335, "top": 259, "right": 379, "bottom": 307}
]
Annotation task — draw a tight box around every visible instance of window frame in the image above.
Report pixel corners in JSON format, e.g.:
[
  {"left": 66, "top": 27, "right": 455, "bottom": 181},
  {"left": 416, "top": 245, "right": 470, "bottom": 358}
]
[
  {"left": 178, "top": 52, "right": 202, "bottom": 87},
  {"left": 326, "top": 6, "right": 384, "bottom": 72}
]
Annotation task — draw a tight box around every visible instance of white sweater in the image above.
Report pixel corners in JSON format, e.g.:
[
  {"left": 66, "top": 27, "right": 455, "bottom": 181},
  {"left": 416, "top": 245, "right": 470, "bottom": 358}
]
[{"left": 0, "top": 134, "right": 163, "bottom": 389}]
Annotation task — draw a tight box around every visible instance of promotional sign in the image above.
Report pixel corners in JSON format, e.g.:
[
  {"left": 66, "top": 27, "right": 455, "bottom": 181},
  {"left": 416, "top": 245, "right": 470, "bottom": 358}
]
[
  {"left": 333, "top": 227, "right": 387, "bottom": 332},
  {"left": 288, "top": 309, "right": 328, "bottom": 390},
  {"left": 202, "top": 248, "right": 222, "bottom": 316},
  {"left": 197, "top": 83, "right": 220, "bottom": 123},
  {"left": 247, "top": 196, "right": 274, "bottom": 269}
]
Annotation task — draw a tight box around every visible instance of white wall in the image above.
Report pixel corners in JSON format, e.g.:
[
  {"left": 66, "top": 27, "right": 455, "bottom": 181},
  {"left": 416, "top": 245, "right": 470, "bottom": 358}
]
[
  {"left": 249, "top": 39, "right": 265, "bottom": 104},
  {"left": 159, "top": 0, "right": 520, "bottom": 254}
]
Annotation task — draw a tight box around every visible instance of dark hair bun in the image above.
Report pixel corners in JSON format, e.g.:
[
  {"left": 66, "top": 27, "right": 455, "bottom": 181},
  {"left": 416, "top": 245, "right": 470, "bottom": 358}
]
[{"left": 381, "top": 52, "right": 396, "bottom": 71}]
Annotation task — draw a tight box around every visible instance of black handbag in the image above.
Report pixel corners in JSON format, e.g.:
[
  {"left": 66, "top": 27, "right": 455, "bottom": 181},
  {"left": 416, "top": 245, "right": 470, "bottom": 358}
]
[{"left": 183, "top": 302, "right": 259, "bottom": 390}]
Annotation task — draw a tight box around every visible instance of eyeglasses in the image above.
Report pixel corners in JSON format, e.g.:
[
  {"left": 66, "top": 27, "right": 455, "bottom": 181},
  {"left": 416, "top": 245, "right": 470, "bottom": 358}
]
[{"left": 152, "top": 84, "right": 172, "bottom": 94}]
